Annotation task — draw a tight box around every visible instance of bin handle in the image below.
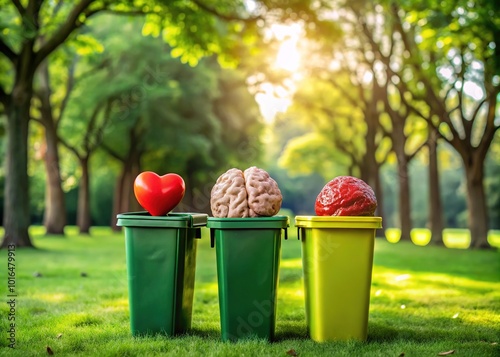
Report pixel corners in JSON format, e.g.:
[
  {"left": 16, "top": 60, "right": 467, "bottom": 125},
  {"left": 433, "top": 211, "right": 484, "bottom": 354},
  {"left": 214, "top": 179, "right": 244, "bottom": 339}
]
[
  {"left": 284, "top": 227, "right": 288, "bottom": 240},
  {"left": 297, "top": 227, "right": 301, "bottom": 240},
  {"left": 188, "top": 213, "right": 209, "bottom": 227},
  {"left": 210, "top": 229, "right": 215, "bottom": 248}
]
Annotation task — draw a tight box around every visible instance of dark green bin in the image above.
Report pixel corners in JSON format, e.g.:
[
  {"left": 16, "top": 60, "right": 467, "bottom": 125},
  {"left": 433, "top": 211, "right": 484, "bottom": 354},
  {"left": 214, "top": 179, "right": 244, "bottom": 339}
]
[
  {"left": 207, "top": 216, "right": 289, "bottom": 341},
  {"left": 116, "top": 211, "right": 207, "bottom": 336}
]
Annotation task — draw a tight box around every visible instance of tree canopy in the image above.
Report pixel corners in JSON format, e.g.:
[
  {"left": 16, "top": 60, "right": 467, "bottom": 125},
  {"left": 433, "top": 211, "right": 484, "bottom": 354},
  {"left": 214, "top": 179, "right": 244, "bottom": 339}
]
[{"left": 0, "top": 0, "right": 498, "bottom": 249}]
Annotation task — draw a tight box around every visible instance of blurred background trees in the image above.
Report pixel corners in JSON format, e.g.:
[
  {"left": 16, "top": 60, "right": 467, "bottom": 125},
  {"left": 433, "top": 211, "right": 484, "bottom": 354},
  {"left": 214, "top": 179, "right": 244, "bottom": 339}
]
[
  {"left": 0, "top": 0, "right": 498, "bottom": 249},
  {"left": 0, "top": 0, "right": 334, "bottom": 247}
]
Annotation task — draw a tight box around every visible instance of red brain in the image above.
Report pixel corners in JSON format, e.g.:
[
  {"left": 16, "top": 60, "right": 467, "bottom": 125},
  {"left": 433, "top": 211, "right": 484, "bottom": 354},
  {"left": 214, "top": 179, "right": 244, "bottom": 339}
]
[{"left": 315, "top": 176, "right": 377, "bottom": 216}]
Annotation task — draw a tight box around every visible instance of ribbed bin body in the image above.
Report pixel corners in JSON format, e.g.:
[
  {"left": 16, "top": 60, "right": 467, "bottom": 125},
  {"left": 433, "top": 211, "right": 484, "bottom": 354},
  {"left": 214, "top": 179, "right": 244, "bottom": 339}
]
[
  {"left": 117, "top": 212, "right": 207, "bottom": 336},
  {"left": 295, "top": 216, "right": 382, "bottom": 342},
  {"left": 207, "top": 216, "right": 289, "bottom": 341}
]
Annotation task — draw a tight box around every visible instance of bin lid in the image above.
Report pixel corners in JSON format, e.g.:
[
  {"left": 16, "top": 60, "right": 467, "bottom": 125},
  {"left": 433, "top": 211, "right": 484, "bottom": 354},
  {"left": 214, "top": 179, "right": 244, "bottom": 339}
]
[
  {"left": 207, "top": 215, "right": 289, "bottom": 229},
  {"left": 295, "top": 215, "right": 382, "bottom": 229},
  {"left": 116, "top": 211, "right": 208, "bottom": 228}
]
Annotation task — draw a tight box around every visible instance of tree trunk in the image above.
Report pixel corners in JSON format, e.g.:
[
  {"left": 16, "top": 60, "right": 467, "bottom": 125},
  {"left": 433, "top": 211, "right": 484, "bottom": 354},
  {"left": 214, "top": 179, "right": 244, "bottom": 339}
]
[
  {"left": 128, "top": 153, "right": 142, "bottom": 212},
  {"left": 111, "top": 169, "right": 126, "bottom": 231},
  {"left": 2, "top": 94, "right": 33, "bottom": 248},
  {"left": 108, "top": 128, "right": 143, "bottom": 228},
  {"left": 397, "top": 156, "right": 412, "bottom": 241},
  {"left": 77, "top": 156, "right": 91, "bottom": 234},
  {"left": 359, "top": 142, "right": 386, "bottom": 235},
  {"left": 42, "top": 115, "right": 66, "bottom": 234},
  {"left": 464, "top": 159, "right": 490, "bottom": 249},
  {"left": 364, "top": 112, "right": 386, "bottom": 233},
  {"left": 111, "top": 158, "right": 137, "bottom": 230},
  {"left": 428, "top": 129, "right": 444, "bottom": 245},
  {"left": 43, "top": 122, "right": 66, "bottom": 234},
  {"left": 391, "top": 113, "right": 412, "bottom": 242},
  {"left": 38, "top": 58, "right": 67, "bottom": 235},
  {"left": 373, "top": 163, "right": 386, "bottom": 235}
]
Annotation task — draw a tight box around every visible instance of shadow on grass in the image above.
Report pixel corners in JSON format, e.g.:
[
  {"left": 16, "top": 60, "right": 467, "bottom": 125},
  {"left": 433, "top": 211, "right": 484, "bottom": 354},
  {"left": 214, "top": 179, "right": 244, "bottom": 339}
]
[
  {"left": 367, "top": 305, "right": 500, "bottom": 344},
  {"left": 274, "top": 328, "right": 308, "bottom": 342},
  {"left": 186, "top": 327, "right": 221, "bottom": 340},
  {"left": 185, "top": 331, "right": 310, "bottom": 344},
  {"left": 205, "top": 314, "right": 496, "bottom": 345},
  {"left": 268, "top": 317, "right": 500, "bottom": 345},
  {"left": 278, "top": 307, "right": 498, "bottom": 344}
]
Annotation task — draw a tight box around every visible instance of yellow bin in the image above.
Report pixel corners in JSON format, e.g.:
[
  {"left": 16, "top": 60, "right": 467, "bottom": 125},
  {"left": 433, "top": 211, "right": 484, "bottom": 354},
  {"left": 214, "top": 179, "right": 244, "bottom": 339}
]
[{"left": 295, "top": 216, "right": 382, "bottom": 342}]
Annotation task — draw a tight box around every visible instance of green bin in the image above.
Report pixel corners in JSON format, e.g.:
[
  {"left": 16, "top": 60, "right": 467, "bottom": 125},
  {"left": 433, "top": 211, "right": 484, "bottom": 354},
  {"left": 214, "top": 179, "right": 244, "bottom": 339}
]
[
  {"left": 116, "top": 211, "right": 207, "bottom": 336},
  {"left": 207, "top": 216, "right": 289, "bottom": 341},
  {"left": 295, "top": 216, "right": 382, "bottom": 342}
]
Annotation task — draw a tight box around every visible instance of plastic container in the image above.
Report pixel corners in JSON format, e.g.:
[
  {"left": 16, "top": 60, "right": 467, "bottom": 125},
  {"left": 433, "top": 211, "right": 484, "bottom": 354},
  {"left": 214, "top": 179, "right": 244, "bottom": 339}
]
[
  {"left": 295, "top": 215, "right": 382, "bottom": 342},
  {"left": 207, "top": 216, "right": 289, "bottom": 341},
  {"left": 116, "top": 211, "right": 207, "bottom": 336}
]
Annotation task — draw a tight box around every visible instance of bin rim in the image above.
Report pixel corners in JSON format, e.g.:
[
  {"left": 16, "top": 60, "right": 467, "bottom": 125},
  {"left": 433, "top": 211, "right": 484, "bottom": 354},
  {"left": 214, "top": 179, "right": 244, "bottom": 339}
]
[
  {"left": 295, "top": 215, "right": 382, "bottom": 229},
  {"left": 117, "top": 211, "right": 208, "bottom": 228},
  {"left": 207, "top": 215, "right": 289, "bottom": 229}
]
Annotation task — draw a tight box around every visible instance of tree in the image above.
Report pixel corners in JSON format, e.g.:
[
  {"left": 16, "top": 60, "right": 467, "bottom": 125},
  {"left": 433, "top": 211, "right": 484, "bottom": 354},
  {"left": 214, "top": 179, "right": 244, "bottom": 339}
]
[
  {"left": 0, "top": 0, "right": 150, "bottom": 247},
  {"left": 58, "top": 16, "right": 187, "bottom": 232},
  {"left": 267, "top": 114, "right": 327, "bottom": 215},
  {"left": 427, "top": 127, "right": 445, "bottom": 245},
  {"left": 347, "top": 2, "right": 431, "bottom": 242},
  {"left": 32, "top": 34, "right": 106, "bottom": 234},
  {"left": 32, "top": 52, "right": 80, "bottom": 234},
  {"left": 183, "top": 64, "right": 264, "bottom": 213},
  {"left": 0, "top": 0, "right": 334, "bottom": 247},
  {"left": 95, "top": 38, "right": 222, "bottom": 222},
  {"left": 392, "top": 0, "right": 500, "bottom": 248},
  {"left": 85, "top": 21, "right": 264, "bottom": 224},
  {"left": 60, "top": 99, "right": 114, "bottom": 233},
  {"left": 308, "top": 51, "right": 390, "bottom": 226},
  {"left": 278, "top": 2, "right": 433, "bottom": 239},
  {"left": 485, "top": 136, "right": 500, "bottom": 229}
]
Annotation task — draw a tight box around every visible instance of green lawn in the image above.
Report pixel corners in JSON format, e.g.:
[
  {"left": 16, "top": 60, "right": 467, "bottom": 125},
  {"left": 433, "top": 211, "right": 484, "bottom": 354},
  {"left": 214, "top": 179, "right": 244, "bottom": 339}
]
[
  {"left": 0, "top": 227, "right": 499, "bottom": 356},
  {"left": 384, "top": 228, "right": 500, "bottom": 248}
]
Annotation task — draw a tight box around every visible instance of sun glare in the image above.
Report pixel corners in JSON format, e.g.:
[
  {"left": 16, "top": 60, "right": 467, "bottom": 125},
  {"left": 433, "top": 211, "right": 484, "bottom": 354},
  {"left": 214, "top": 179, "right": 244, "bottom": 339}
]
[
  {"left": 273, "top": 24, "right": 302, "bottom": 72},
  {"left": 256, "top": 24, "right": 303, "bottom": 122},
  {"left": 275, "top": 37, "right": 300, "bottom": 71},
  {"left": 255, "top": 83, "right": 292, "bottom": 122}
]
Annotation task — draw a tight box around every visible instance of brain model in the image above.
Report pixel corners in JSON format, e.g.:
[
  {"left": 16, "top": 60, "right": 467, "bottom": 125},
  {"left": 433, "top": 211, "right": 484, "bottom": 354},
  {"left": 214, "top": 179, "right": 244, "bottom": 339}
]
[
  {"left": 210, "top": 167, "right": 282, "bottom": 218},
  {"left": 315, "top": 176, "right": 377, "bottom": 216}
]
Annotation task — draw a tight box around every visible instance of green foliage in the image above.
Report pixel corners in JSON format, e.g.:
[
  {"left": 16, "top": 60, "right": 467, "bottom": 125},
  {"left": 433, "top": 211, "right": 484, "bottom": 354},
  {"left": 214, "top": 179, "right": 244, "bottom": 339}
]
[
  {"left": 1, "top": 1, "right": 272, "bottom": 224},
  {"left": 135, "top": 0, "right": 340, "bottom": 67},
  {"left": 59, "top": 16, "right": 213, "bottom": 162},
  {"left": 90, "top": 155, "right": 119, "bottom": 226},
  {"left": 2, "top": 0, "right": 498, "bottom": 235},
  {"left": 0, "top": 5, "right": 17, "bottom": 92},
  {"left": 211, "top": 67, "right": 264, "bottom": 167},
  {"left": 267, "top": 0, "right": 499, "bottom": 234},
  {"left": 54, "top": 15, "right": 264, "bottom": 214},
  {"left": 142, "top": 0, "right": 247, "bottom": 66},
  {"left": 403, "top": 0, "right": 500, "bottom": 74},
  {"left": 399, "top": 0, "right": 499, "bottom": 151},
  {"left": 275, "top": 75, "right": 370, "bottom": 178},
  {"left": 268, "top": 167, "right": 324, "bottom": 215},
  {"left": 279, "top": 132, "right": 350, "bottom": 179}
]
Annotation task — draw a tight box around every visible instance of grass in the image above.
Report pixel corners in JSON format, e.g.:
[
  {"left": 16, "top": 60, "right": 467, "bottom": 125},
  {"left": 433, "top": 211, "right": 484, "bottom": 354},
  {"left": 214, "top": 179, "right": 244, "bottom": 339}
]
[
  {"left": 384, "top": 228, "right": 500, "bottom": 249},
  {"left": 0, "top": 227, "right": 499, "bottom": 356}
]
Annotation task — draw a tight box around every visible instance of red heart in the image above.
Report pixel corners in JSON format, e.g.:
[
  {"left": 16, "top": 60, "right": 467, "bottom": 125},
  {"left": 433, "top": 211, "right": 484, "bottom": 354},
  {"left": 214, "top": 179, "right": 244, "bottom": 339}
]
[{"left": 133, "top": 172, "right": 186, "bottom": 216}]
